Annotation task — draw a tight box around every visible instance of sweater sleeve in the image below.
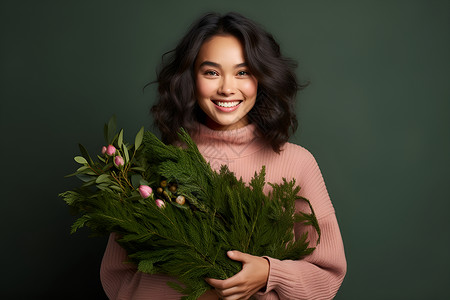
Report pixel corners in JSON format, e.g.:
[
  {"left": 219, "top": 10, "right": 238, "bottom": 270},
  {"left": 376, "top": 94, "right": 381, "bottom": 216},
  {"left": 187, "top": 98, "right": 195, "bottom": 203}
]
[
  {"left": 100, "top": 233, "right": 185, "bottom": 300},
  {"left": 255, "top": 148, "right": 347, "bottom": 300}
]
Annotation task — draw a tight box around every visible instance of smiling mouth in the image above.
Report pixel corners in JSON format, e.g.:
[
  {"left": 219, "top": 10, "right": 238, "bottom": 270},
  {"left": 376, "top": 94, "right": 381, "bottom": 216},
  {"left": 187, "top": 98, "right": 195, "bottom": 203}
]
[{"left": 212, "top": 100, "right": 242, "bottom": 108}]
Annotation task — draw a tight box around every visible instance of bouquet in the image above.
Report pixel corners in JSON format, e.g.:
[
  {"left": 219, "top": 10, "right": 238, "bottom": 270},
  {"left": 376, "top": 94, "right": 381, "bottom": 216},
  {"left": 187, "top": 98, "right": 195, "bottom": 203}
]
[{"left": 60, "top": 117, "right": 321, "bottom": 299}]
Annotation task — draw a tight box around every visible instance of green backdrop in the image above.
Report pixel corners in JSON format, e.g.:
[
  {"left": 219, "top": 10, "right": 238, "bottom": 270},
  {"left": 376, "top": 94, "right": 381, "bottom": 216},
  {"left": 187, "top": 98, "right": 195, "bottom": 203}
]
[{"left": 1, "top": 0, "right": 449, "bottom": 299}]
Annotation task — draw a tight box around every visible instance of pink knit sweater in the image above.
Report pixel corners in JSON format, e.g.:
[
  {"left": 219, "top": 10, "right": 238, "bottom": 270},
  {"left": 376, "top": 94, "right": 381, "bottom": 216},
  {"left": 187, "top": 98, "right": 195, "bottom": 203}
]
[{"left": 100, "top": 123, "right": 347, "bottom": 299}]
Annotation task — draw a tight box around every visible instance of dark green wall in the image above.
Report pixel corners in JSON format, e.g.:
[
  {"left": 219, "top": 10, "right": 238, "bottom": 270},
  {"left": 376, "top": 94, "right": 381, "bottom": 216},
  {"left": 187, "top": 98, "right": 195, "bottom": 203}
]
[{"left": 1, "top": 1, "right": 449, "bottom": 299}]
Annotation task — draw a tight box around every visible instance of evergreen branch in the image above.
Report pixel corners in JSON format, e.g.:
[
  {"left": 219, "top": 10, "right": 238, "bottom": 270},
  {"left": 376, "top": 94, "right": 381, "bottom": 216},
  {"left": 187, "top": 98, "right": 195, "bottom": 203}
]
[
  {"left": 297, "top": 196, "right": 321, "bottom": 244},
  {"left": 62, "top": 123, "right": 321, "bottom": 299}
]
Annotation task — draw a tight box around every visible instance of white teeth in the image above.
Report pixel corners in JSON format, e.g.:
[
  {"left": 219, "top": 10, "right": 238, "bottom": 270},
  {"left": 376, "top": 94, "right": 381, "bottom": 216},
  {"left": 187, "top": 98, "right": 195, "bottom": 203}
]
[{"left": 215, "top": 101, "right": 240, "bottom": 108}]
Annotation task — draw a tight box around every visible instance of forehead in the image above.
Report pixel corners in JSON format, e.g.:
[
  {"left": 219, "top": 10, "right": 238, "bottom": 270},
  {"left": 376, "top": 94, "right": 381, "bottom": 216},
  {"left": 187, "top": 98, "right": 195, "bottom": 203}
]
[{"left": 195, "top": 35, "right": 245, "bottom": 66}]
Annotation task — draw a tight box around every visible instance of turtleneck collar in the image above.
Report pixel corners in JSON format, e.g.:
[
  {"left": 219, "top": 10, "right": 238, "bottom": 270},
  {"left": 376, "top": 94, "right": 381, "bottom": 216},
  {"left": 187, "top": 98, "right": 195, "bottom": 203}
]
[{"left": 192, "top": 122, "right": 267, "bottom": 160}]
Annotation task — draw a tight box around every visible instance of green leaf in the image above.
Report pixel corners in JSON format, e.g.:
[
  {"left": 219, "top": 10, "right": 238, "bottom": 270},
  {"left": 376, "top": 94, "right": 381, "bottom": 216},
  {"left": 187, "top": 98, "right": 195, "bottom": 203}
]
[
  {"left": 107, "top": 115, "right": 117, "bottom": 143},
  {"left": 64, "top": 172, "right": 77, "bottom": 178},
  {"left": 139, "top": 178, "right": 149, "bottom": 186},
  {"left": 81, "top": 179, "right": 96, "bottom": 187},
  {"left": 97, "top": 185, "right": 112, "bottom": 192},
  {"left": 118, "top": 129, "right": 124, "bottom": 148},
  {"left": 122, "top": 143, "right": 130, "bottom": 164},
  {"left": 110, "top": 185, "right": 123, "bottom": 192},
  {"left": 75, "top": 166, "right": 97, "bottom": 176},
  {"left": 74, "top": 156, "right": 88, "bottom": 164},
  {"left": 131, "top": 174, "right": 143, "bottom": 188},
  {"left": 78, "top": 143, "right": 94, "bottom": 165},
  {"left": 96, "top": 174, "right": 111, "bottom": 184},
  {"left": 131, "top": 167, "right": 146, "bottom": 172},
  {"left": 76, "top": 166, "right": 90, "bottom": 172},
  {"left": 76, "top": 173, "right": 94, "bottom": 182},
  {"left": 135, "top": 126, "right": 144, "bottom": 150},
  {"left": 111, "top": 132, "right": 119, "bottom": 145}
]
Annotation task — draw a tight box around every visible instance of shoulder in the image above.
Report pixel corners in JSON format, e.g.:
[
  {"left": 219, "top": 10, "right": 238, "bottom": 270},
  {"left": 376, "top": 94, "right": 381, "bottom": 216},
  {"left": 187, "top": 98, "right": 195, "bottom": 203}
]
[
  {"left": 261, "top": 141, "right": 322, "bottom": 186},
  {"left": 281, "top": 142, "right": 311, "bottom": 155},
  {"left": 257, "top": 141, "right": 335, "bottom": 218},
  {"left": 278, "top": 142, "right": 318, "bottom": 168}
]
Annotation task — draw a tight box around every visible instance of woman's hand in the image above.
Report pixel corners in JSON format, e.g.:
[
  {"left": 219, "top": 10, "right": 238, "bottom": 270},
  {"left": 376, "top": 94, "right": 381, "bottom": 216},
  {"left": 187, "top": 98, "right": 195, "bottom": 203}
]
[{"left": 206, "top": 250, "right": 270, "bottom": 300}]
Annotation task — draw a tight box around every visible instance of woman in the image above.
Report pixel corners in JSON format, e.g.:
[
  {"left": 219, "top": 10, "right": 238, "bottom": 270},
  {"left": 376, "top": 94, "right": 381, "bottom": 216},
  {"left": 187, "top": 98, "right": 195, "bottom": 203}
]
[{"left": 101, "top": 12, "right": 346, "bottom": 300}]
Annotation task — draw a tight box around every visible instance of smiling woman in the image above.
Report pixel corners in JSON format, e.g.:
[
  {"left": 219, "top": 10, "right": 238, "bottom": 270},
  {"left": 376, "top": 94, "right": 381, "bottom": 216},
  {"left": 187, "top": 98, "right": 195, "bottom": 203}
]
[
  {"left": 100, "top": 12, "right": 346, "bottom": 300},
  {"left": 194, "top": 35, "right": 258, "bottom": 131}
]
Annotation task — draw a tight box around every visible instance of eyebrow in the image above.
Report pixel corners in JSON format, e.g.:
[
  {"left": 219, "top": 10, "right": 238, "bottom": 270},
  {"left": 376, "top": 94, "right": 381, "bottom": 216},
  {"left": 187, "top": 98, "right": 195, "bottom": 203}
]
[{"left": 198, "top": 61, "right": 247, "bottom": 69}]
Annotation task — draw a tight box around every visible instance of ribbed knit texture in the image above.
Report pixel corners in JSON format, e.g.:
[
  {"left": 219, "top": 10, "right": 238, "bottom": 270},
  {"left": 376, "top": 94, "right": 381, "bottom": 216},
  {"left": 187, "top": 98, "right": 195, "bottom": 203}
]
[{"left": 100, "top": 123, "right": 347, "bottom": 299}]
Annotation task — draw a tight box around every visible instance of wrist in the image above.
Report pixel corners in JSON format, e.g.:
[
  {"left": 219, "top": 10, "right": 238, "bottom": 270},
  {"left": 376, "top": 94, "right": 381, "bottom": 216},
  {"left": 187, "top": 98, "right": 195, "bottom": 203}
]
[{"left": 260, "top": 257, "right": 270, "bottom": 292}]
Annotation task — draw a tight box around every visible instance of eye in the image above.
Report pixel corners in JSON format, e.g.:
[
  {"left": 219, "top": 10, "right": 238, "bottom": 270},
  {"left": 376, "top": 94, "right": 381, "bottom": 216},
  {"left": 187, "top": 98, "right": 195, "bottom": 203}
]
[
  {"left": 204, "top": 70, "right": 219, "bottom": 76},
  {"left": 237, "top": 70, "right": 250, "bottom": 76}
]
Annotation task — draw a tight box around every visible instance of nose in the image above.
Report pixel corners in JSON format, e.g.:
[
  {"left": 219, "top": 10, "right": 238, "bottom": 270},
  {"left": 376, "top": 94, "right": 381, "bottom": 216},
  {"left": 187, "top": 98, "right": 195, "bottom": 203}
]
[{"left": 218, "top": 76, "right": 236, "bottom": 96}]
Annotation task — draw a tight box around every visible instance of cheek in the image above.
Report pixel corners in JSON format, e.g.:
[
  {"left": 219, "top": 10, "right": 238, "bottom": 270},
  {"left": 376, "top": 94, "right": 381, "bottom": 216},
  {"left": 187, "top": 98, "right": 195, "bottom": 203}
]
[
  {"left": 241, "top": 79, "right": 258, "bottom": 97},
  {"left": 196, "top": 78, "right": 216, "bottom": 98}
]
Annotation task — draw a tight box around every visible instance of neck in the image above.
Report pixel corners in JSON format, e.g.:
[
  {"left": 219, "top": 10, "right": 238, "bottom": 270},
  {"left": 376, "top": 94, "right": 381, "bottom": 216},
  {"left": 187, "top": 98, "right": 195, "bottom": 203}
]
[
  {"left": 192, "top": 122, "right": 267, "bottom": 160},
  {"left": 204, "top": 117, "right": 249, "bottom": 131}
]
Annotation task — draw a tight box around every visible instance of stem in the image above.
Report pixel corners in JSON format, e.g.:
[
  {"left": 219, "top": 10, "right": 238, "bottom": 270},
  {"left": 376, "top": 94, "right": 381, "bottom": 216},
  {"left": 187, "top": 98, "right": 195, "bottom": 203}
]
[
  {"left": 244, "top": 210, "right": 259, "bottom": 252},
  {"left": 111, "top": 171, "right": 127, "bottom": 194},
  {"left": 88, "top": 165, "right": 102, "bottom": 176},
  {"left": 121, "top": 165, "right": 134, "bottom": 189}
]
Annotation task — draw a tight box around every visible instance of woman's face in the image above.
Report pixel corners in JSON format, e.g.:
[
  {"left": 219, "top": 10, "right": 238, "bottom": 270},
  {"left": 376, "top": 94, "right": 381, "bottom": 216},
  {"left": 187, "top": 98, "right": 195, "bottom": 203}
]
[{"left": 194, "top": 35, "right": 258, "bottom": 131}]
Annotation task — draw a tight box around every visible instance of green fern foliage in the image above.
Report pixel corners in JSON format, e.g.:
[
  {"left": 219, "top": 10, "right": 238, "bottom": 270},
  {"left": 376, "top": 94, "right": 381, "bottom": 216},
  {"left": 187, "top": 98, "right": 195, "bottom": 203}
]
[{"left": 60, "top": 119, "right": 320, "bottom": 299}]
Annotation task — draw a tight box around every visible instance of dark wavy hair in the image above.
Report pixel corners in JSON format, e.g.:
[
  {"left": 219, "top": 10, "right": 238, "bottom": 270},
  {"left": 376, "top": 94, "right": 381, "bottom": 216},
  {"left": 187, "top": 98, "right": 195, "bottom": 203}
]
[{"left": 151, "top": 12, "right": 307, "bottom": 153}]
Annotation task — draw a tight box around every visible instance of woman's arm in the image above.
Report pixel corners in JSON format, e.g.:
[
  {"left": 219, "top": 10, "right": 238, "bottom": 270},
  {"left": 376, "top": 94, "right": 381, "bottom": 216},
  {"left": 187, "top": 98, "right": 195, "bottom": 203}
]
[
  {"left": 259, "top": 213, "right": 346, "bottom": 300},
  {"left": 207, "top": 146, "right": 347, "bottom": 300},
  {"left": 207, "top": 213, "right": 346, "bottom": 300},
  {"left": 258, "top": 147, "right": 347, "bottom": 299}
]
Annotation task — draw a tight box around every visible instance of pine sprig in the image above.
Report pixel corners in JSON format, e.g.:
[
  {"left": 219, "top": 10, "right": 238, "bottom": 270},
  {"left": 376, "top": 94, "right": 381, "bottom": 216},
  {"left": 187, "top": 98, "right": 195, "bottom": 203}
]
[{"left": 61, "top": 119, "right": 321, "bottom": 299}]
